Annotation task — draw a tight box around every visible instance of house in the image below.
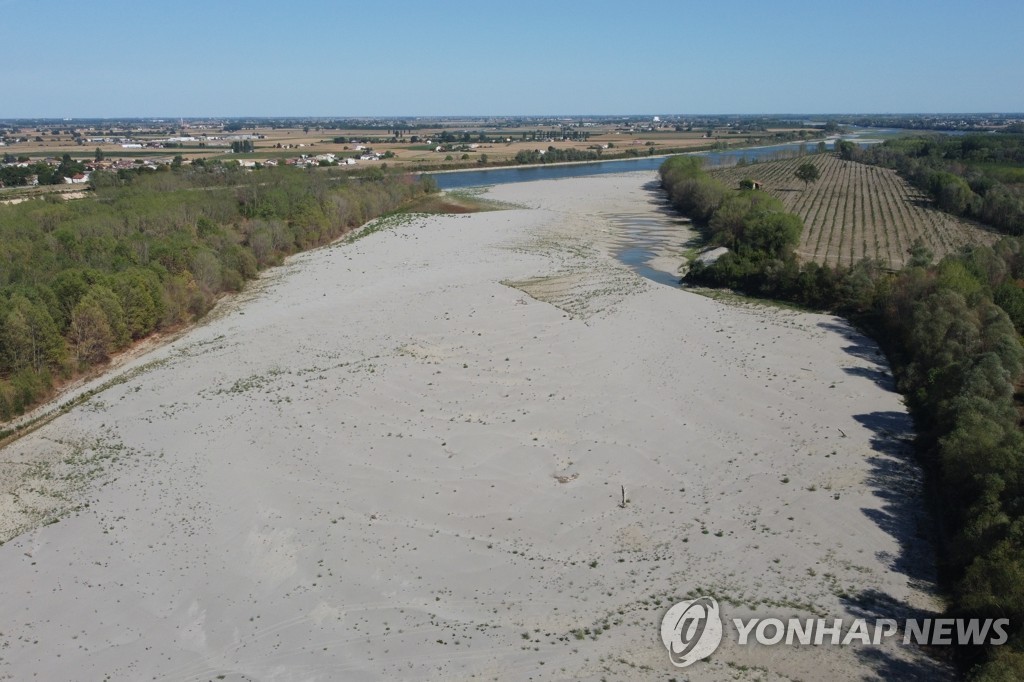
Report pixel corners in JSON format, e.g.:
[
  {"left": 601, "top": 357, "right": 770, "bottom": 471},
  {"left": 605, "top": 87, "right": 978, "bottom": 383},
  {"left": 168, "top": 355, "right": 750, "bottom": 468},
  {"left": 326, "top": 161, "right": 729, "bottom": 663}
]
[{"left": 64, "top": 173, "right": 90, "bottom": 184}]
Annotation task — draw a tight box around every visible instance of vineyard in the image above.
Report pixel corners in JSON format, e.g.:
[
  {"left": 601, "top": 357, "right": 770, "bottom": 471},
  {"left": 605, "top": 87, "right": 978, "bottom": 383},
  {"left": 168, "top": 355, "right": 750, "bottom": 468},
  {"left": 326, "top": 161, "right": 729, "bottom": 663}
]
[{"left": 709, "top": 154, "right": 996, "bottom": 268}]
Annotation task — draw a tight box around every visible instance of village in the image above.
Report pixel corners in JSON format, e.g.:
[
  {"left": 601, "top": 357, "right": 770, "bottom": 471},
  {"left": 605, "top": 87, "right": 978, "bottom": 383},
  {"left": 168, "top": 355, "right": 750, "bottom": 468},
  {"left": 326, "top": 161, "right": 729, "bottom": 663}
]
[
  {"left": 0, "top": 115, "right": 773, "bottom": 190},
  {"left": 0, "top": 130, "right": 395, "bottom": 188}
]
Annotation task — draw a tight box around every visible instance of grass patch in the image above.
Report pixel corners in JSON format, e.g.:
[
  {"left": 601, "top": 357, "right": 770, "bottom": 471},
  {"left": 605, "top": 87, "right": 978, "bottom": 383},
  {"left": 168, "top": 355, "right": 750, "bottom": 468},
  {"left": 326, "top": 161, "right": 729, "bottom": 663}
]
[
  {"left": 684, "top": 285, "right": 812, "bottom": 312},
  {"left": 397, "top": 190, "right": 517, "bottom": 215}
]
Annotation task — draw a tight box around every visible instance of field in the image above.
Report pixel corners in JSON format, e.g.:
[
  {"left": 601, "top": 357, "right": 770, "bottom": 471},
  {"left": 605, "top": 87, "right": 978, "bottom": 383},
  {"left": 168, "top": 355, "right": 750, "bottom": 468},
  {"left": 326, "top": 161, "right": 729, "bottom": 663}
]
[
  {"left": 1, "top": 122, "right": 815, "bottom": 172},
  {"left": 710, "top": 154, "right": 996, "bottom": 268}
]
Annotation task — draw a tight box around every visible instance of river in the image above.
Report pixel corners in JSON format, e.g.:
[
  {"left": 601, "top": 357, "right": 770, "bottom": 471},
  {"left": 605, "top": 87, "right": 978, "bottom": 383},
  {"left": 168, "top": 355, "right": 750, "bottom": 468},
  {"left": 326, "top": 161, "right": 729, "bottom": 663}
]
[
  {"left": 426, "top": 131, "right": 886, "bottom": 286},
  {"left": 427, "top": 131, "right": 886, "bottom": 191}
]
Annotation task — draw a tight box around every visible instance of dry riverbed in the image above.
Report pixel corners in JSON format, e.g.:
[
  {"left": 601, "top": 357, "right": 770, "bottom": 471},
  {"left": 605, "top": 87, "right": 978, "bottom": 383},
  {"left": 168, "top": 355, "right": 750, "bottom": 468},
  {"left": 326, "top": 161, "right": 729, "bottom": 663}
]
[{"left": 0, "top": 173, "right": 947, "bottom": 680}]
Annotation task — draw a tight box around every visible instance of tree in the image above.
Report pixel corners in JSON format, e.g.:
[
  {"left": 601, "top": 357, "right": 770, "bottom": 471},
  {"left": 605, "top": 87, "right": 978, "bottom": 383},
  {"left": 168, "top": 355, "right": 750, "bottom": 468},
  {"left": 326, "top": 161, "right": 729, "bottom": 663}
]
[
  {"left": 907, "top": 238, "right": 934, "bottom": 268},
  {"left": 794, "top": 162, "right": 820, "bottom": 188},
  {"left": 94, "top": 147, "right": 104, "bottom": 162},
  {"left": 82, "top": 285, "right": 129, "bottom": 348},
  {"left": 69, "top": 298, "right": 113, "bottom": 365},
  {"left": 742, "top": 212, "right": 802, "bottom": 259},
  {"left": 191, "top": 250, "right": 223, "bottom": 294},
  {"left": 2, "top": 295, "right": 65, "bottom": 373}
]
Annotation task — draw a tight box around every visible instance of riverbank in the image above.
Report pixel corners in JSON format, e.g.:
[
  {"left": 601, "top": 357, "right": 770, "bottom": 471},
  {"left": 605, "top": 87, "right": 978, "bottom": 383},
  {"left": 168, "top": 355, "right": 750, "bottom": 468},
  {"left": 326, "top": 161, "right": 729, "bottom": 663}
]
[{"left": 0, "top": 172, "right": 945, "bottom": 680}]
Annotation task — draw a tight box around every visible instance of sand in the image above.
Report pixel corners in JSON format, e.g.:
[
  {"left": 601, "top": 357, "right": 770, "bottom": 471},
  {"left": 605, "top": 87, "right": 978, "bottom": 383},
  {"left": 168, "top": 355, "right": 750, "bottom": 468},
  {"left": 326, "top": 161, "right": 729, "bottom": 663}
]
[{"left": 0, "top": 173, "right": 947, "bottom": 680}]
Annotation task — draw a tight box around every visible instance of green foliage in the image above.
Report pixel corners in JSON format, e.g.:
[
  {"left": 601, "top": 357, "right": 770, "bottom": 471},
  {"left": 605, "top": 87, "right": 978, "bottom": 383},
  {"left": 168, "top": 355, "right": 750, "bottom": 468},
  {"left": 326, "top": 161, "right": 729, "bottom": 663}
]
[
  {"left": 662, "top": 156, "right": 803, "bottom": 295},
  {"left": 936, "top": 259, "right": 985, "bottom": 301},
  {"left": 858, "top": 134, "right": 1024, "bottom": 235},
  {"left": 970, "top": 646, "right": 1024, "bottom": 681},
  {"left": 794, "top": 162, "right": 820, "bottom": 186},
  {"left": 514, "top": 147, "right": 600, "bottom": 164},
  {"left": 1, "top": 295, "right": 65, "bottom": 374},
  {"left": 113, "top": 269, "right": 165, "bottom": 339},
  {"left": 663, "top": 148, "right": 1024, "bottom": 672},
  {"left": 708, "top": 191, "right": 784, "bottom": 249},
  {"left": 993, "top": 282, "right": 1024, "bottom": 333},
  {"left": 69, "top": 297, "right": 114, "bottom": 366},
  {"left": 0, "top": 163, "right": 434, "bottom": 415},
  {"left": 907, "top": 238, "right": 935, "bottom": 268},
  {"left": 742, "top": 212, "right": 802, "bottom": 259},
  {"left": 659, "top": 156, "right": 728, "bottom": 223}
]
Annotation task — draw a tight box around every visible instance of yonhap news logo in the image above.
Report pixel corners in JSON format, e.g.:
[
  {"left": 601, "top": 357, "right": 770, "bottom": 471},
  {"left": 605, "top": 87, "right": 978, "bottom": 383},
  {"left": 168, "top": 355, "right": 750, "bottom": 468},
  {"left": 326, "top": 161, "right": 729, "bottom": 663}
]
[
  {"left": 660, "top": 596, "right": 1010, "bottom": 668},
  {"left": 660, "top": 597, "right": 723, "bottom": 667}
]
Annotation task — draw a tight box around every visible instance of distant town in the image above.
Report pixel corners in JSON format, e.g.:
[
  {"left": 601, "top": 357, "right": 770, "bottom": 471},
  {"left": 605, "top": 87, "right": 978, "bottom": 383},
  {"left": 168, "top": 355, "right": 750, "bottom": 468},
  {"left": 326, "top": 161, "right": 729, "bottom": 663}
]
[{"left": 3, "top": 113, "right": 1022, "bottom": 191}]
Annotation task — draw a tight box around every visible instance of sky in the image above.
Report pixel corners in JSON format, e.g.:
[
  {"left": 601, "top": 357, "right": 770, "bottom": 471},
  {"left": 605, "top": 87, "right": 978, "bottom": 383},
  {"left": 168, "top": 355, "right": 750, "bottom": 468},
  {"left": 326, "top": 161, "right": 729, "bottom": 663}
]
[{"left": 3, "top": 0, "right": 1023, "bottom": 117}]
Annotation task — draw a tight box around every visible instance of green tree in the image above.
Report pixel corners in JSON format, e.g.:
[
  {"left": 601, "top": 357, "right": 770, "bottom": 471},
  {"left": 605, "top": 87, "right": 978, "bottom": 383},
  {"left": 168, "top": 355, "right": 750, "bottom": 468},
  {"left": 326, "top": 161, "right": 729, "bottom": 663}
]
[
  {"left": 69, "top": 298, "right": 113, "bottom": 365},
  {"left": 794, "top": 162, "right": 820, "bottom": 188},
  {"left": 994, "top": 282, "right": 1024, "bottom": 334},
  {"left": 742, "top": 212, "right": 802, "bottom": 259},
  {"left": 907, "top": 238, "right": 934, "bottom": 268},
  {"left": 114, "top": 269, "right": 165, "bottom": 339},
  {"left": 82, "top": 285, "right": 129, "bottom": 348},
  {"left": 2, "top": 294, "right": 65, "bottom": 373}
]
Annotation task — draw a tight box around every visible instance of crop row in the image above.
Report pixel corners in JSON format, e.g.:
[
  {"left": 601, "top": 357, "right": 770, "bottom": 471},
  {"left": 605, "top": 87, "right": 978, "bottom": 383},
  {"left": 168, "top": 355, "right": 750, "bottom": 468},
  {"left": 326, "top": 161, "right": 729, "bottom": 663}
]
[{"left": 710, "top": 155, "right": 995, "bottom": 268}]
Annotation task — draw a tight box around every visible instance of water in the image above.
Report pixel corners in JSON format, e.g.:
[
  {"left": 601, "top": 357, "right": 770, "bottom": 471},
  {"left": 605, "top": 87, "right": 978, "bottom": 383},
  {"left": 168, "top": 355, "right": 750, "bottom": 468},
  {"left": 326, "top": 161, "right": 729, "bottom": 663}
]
[
  {"left": 424, "top": 131, "right": 885, "bottom": 287},
  {"left": 429, "top": 156, "right": 668, "bottom": 190},
  {"left": 606, "top": 211, "right": 694, "bottom": 288},
  {"left": 426, "top": 132, "right": 885, "bottom": 191}
]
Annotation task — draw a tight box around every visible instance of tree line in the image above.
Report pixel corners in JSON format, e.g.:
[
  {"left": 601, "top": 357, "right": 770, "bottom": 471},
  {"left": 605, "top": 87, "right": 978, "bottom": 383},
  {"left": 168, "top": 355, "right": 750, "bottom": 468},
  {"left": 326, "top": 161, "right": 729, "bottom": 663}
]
[
  {"left": 0, "top": 162, "right": 435, "bottom": 419},
  {"left": 660, "top": 153, "right": 1024, "bottom": 679},
  {"left": 514, "top": 146, "right": 602, "bottom": 165},
  {"left": 846, "top": 134, "right": 1024, "bottom": 236}
]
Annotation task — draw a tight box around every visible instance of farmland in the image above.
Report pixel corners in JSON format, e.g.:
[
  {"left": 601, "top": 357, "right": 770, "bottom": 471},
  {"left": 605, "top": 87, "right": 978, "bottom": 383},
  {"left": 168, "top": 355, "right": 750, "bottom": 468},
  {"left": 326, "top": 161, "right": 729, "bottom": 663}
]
[
  {"left": 709, "top": 154, "right": 996, "bottom": 268},
  {"left": 0, "top": 116, "right": 821, "bottom": 175}
]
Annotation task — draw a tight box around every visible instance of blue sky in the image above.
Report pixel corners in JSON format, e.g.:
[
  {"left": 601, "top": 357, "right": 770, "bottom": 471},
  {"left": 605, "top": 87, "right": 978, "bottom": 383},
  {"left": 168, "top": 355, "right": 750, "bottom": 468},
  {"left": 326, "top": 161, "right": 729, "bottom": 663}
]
[{"left": 3, "top": 0, "right": 1022, "bottom": 117}]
